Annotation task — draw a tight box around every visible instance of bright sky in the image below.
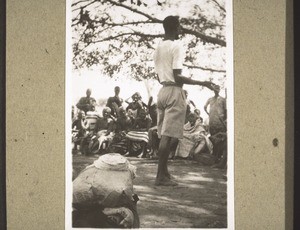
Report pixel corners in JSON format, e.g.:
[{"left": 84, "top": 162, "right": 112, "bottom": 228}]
[{"left": 71, "top": 68, "right": 226, "bottom": 120}]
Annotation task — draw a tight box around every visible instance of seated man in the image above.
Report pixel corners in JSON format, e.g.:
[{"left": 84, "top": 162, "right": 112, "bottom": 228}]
[
  {"left": 108, "top": 107, "right": 133, "bottom": 155},
  {"left": 125, "top": 92, "right": 147, "bottom": 119},
  {"left": 78, "top": 106, "right": 101, "bottom": 155},
  {"left": 72, "top": 111, "right": 88, "bottom": 152},
  {"left": 91, "top": 107, "right": 115, "bottom": 153},
  {"left": 126, "top": 109, "right": 152, "bottom": 158},
  {"left": 85, "top": 106, "right": 100, "bottom": 132},
  {"left": 116, "top": 107, "right": 133, "bottom": 133}
]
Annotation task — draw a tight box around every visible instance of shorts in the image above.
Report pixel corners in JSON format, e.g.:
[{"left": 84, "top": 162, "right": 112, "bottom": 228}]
[{"left": 157, "top": 86, "right": 187, "bottom": 139}]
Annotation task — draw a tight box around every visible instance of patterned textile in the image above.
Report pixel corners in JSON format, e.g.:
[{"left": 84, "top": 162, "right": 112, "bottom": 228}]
[
  {"left": 126, "top": 131, "right": 149, "bottom": 143},
  {"left": 86, "top": 111, "right": 100, "bottom": 131},
  {"left": 175, "top": 137, "right": 196, "bottom": 158},
  {"left": 175, "top": 119, "right": 212, "bottom": 158}
]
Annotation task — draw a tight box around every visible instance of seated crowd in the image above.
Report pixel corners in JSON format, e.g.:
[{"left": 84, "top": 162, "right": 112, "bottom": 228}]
[{"left": 72, "top": 86, "right": 227, "bottom": 169}]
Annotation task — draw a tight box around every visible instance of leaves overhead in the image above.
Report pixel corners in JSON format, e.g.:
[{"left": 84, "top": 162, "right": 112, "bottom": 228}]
[{"left": 72, "top": 0, "right": 227, "bottom": 82}]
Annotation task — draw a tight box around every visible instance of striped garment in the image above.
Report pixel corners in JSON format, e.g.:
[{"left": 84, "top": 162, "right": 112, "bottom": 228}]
[
  {"left": 86, "top": 111, "right": 100, "bottom": 131},
  {"left": 126, "top": 131, "right": 149, "bottom": 143}
]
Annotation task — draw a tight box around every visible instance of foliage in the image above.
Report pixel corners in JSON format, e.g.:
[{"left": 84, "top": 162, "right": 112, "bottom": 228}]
[{"left": 72, "top": 0, "right": 227, "bottom": 83}]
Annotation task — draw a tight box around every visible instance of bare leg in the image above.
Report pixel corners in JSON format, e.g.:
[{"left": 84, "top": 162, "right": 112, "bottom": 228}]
[
  {"left": 164, "top": 138, "right": 178, "bottom": 178},
  {"left": 169, "top": 138, "right": 178, "bottom": 159},
  {"left": 137, "top": 142, "right": 147, "bottom": 158},
  {"left": 141, "top": 142, "right": 147, "bottom": 157},
  {"left": 194, "top": 139, "right": 206, "bottom": 154},
  {"left": 152, "top": 131, "right": 159, "bottom": 159},
  {"left": 124, "top": 140, "right": 131, "bottom": 156},
  {"left": 155, "top": 136, "right": 177, "bottom": 186},
  {"left": 148, "top": 129, "right": 153, "bottom": 150}
]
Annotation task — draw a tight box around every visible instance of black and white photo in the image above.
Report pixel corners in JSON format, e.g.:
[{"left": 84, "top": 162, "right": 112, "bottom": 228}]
[{"left": 66, "top": 0, "right": 233, "bottom": 228}]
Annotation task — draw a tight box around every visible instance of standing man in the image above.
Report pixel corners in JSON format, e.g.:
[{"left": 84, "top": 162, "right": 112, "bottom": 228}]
[
  {"left": 204, "top": 85, "right": 227, "bottom": 136},
  {"left": 204, "top": 85, "right": 227, "bottom": 167},
  {"left": 183, "top": 89, "right": 197, "bottom": 123},
  {"left": 76, "top": 88, "right": 96, "bottom": 114},
  {"left": 153, "top": 15, "right": 216, "bottom": 186},
  {"left": 106, "top": 86, "right": 123, "bottom": 117}
]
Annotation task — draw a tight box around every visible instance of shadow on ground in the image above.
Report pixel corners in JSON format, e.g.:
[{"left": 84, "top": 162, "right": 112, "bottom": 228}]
[{"left": 73, "top": 154, "right": 227, "bottom": 228}]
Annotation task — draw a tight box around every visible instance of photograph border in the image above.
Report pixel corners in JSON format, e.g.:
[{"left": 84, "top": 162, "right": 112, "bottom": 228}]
[
  {"left": 4, "top": 0, "right": 294, "bottom": 229},
  {"left": 66, "top": 0, "right": 234, "bottom": 229}
]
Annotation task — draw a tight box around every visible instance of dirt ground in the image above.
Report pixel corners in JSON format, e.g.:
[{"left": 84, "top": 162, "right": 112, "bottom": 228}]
[{"left": 73, "top": 154, "right": 227, "bottom": 228}]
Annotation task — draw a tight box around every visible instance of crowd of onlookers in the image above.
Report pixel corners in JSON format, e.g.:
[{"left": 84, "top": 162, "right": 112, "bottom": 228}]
[{"left": 72, "top": 85, "right": 227, "bottom": 169}]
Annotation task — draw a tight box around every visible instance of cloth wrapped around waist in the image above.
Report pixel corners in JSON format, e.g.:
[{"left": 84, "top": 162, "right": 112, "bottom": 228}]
[{"left": 126, "top": 131, "right": 149, "bottom": 143}]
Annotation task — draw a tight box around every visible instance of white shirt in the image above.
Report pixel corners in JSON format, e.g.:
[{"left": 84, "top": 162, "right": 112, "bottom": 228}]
[{"left": 153, "top": 40, "right": 185, "bottom": 83}]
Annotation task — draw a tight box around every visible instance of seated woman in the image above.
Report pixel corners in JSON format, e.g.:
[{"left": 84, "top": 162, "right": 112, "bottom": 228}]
[
  {"left": 108, "top": 107, "right": 133, "bottom": 155},
  {"left": 90, "top": 107, "right": 115, "bottom": 153},
  {"left": 125, "top": 109, "right": 152, "bottom": 158},
  {"left": 175, "top": 113, "right": 213, "bottom": 159},
  {"left": 125, "top": 92, "right": 147, "bottom": 119}
]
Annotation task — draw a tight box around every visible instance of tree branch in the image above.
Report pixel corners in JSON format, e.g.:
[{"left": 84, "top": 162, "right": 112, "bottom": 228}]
[
  {"left": 72, "top": 0, "right": 98, "bottom": 12},
  {"left": 72, "top": 0, "right": 92, "bottom": 7},
  {"left": 104, "top": 0, "right": 226, "bottom": 46},
  {"left": 105, "top": 20, "right": 160, "bottom": 26},
  {"left": 211, "top": 0, "right": 226, "bottom": 13},
  {"left": 105, "top": 0, "right": 162, "bottom": 22},
  {"left": 92, "top": 32, "right": 163, "bottom": 43},
  {"left": 181, "top": 28, "right": 226, "bottom": 46},
  {"left": 183, "top": 64, "right": 226, "bottom": 73},
  {"left": 72, "top": 0, "right": 226, "bottom": 46}
]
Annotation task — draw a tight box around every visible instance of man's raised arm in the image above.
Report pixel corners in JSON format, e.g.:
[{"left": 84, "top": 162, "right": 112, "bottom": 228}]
[{"left": 173, "top": 69, "right": 216, "bottom": 90}]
